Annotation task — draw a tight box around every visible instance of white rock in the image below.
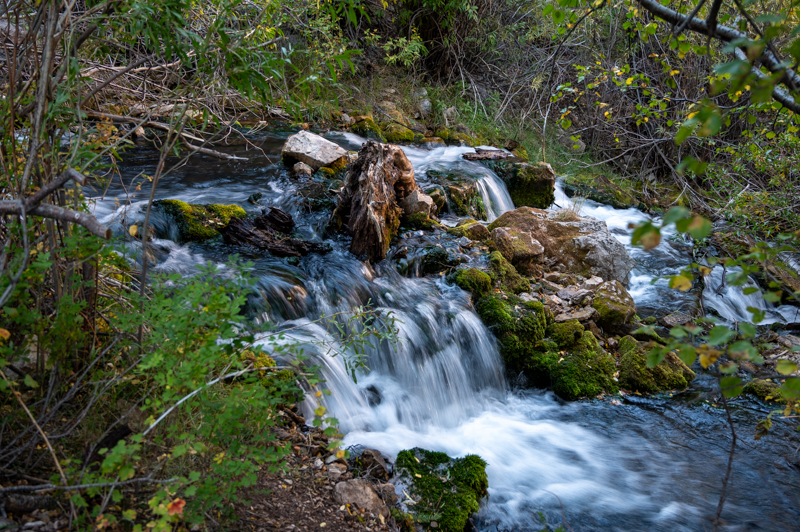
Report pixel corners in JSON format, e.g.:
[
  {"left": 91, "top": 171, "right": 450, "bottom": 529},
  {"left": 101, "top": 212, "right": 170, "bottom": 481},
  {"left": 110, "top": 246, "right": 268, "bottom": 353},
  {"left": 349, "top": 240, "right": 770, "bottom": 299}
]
[{"left": 282, "top": 130, "right": 347, "bottom": 171}]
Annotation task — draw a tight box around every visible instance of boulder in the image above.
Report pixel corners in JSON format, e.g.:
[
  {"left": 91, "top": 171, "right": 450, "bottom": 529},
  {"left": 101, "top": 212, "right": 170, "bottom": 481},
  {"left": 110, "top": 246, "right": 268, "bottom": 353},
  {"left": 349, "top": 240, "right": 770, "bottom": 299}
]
[
  {"left": 581, "top": 276, "right": 605, "bottom": 291},
  {"left": 453, "top": 268, "right": 492, "bottom": 298},
  {"left": 592, "top": 280, "right": 636, "bottom": 333},
  {"left": 490, "top": 227, "right": 544, "bottom": 265},
  {"left": 356, "top": 449, "right": 391, "bottom": 480},
  {"left": 427, "top": 169, "right": 487, "bottom": 220},
  {"left": 481, "top": 161, "right": 556, "bottom": 209},
  {"left": 488, "top": 207, "right": 635, "bottom": 283},
  {"left": 562, "top": 174, "right": 636, "bottom": 209},
  {"left": 281, "top": 130, "right": 348, "bottom": 171},
  {"left": 153, "top": 200, "right": 246, "bottom": 242},
  {"left": 399, "top": 188, "right": 436, "bottom": 217},
  {"left": 334, "top": 479, "right": 388, "bottom": 517},
  {"left": 617, "top": 336, "right": 695, "bottom": 393},
  {"left": 554, "top": 307, "right": 598, "bottom": 323},
  {"left": 332, "top": 141, "right": 419, "bottom": 261},
  {"left": 395, "top": 448, "right": 487, "bottom": 532},
  {"left": 449, "top": 220, "right": 490, "bottom": 241}
]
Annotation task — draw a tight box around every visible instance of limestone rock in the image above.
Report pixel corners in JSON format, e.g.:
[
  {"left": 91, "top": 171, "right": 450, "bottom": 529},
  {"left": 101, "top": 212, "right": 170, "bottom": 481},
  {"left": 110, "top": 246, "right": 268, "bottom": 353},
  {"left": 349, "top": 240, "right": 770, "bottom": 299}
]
[
  {"left": 334, "top": 479, "right": 388, "bottom": 517},
  {"left": 292, "top": 162, "right": 313, "bottom": 177},
  {"left": 488, "top": 207, "right": 635, "bottom": 283},
  {"left": 282, "top": 130, "right": 348, "bottom": 171},
  {"left": 491, "top": 227, "right": 544, "bottom": 265},
  {"left": 581, "top": 276, "right": 605, "bottom": 291},
  {"left": 554, "top": 307, "right": 598, "bottom": 323},
  {"left": 618, "top": 335, "right": 694, "bottom": 393},
  {"left": 332, "top": 141, "right": 419, "bottom": 261},
  {"left": 399, "top": 188, "right": 436, "bottom": 217},
  {"left": 592, "top": 280, "right": 636, "bottom": 333}
]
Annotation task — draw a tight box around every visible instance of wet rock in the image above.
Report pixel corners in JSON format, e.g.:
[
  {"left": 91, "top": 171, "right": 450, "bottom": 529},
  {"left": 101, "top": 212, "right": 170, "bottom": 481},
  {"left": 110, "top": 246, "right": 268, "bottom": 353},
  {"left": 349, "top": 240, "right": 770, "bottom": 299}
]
[
  {"left": 422, "top": 246, "right": 457, "bottom": 275},
  {"left": 488, "top": 251, "right": 530, "bottom": 294},
  {"left": 489, "top": 207, "right": 634, "bottom": 283},
  {"left": 395, "top": 448, "right": 487, "bottom": 532},
  {"left": 333, "top": 479, "right": 388, "bottom": 517},
  {"left": 453, "top": 268, "right": 492, "bottom": 298},
  {"left": 448, "top": 220, "right": 490, "bottom": 241},
  {"left": 282, "top": 130, "right": 348, "bottom": 171},
  {"left": 332, "top": 141, "right": 418, "bottom": 261},
  {"left": 743, "top": 379, "right": 784, "bottom": 402},
  {"left": 420, "top": 137, "right": 446, "bottom": 149},
  {"left": 426, "top": 187, "right": 447, "bottom": 212},
  {"left": 427, "top": 170, "right": 487, "bottom": 220},
  {"left": 153, "top": 200, "right": 246, "bottom": 242},
  {"left": 259, "top": 207, "right": 294, "bottom": 234},
  {"left": 592, "top": 281, "right": 636, "bottom": 333},
  {"left": 400, "top": 188, "right": 436, "bottom": 218},
  {"left": 292, "top": 161, "right": 314, "bottom": 177},
  {"left": 562, "top": 174, "right": 636, "bottom": 209},
  {"left": 481, "top": 161, "right": 556, "bottom": 209},
  {"left": 222, "top": 214, "right": 330, "bottom": 257},
  {"left": 617, "top": 336, "right": 695, "bottom": 393},
  {"left": 462, "top": 148, "right": 514, "bottom": 161}
]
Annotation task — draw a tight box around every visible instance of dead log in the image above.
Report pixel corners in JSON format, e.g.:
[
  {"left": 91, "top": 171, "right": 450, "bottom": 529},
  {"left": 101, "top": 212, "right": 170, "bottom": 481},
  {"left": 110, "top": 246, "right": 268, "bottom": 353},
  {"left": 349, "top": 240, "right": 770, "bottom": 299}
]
[
  {"left": 256, "top": 207, "right": 294, "bottom": 234},
  {"left": 221, "top": 217, "right": 330, "bottom": 257}
]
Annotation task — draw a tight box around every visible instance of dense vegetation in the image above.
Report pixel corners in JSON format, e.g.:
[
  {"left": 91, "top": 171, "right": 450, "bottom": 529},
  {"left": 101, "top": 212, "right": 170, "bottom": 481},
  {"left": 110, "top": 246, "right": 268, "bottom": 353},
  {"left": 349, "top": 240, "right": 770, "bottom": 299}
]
[{"left": 1, "top": 0, "right": 799, "bottom": 529}]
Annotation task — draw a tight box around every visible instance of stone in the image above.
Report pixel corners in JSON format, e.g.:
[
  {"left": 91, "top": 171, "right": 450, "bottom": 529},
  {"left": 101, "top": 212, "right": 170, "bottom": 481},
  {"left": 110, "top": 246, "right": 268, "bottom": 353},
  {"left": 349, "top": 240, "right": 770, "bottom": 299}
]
[
  {"left": 334, "top": 479, "right": 388, "bottom": 517},
  {"left": 418, "top": 99, "right": 432, "bottom": 118},
  {"left": 341, "top": 113, "right": 355, "bottom": 125},
  {"left": 555, "top": 307, "right": 598, "bottom": 323},
  {"left": 488, "top": 207, "right": 635, "bottom": 284},
  {"left": 443, "top": 106, "right": 459, "bottom": 125},
  {"left": 556, "top": 288, "right": 592, "bottom": 305},
  {"left": 464, "top": 223, "right": 490, "bottom": 241},
  {"left": 313, "top": 457, "right": 324, "bottom": 470},
  {"left": 421, "top": 137, "right": 446, "bottom": 149},
  {"left": 282, "top": 130, "right": 348, "bottom": 171},
  {"left": 660, "top": 311, "right": 693, "bottom": 328},
  {"left": 153, "top": 200, "right": 246, "bottom": 242},
  {"left": 617, "top": 336, "right": 695, "bottom": 393},
  {"left": 331, "top": 141, "right": 419, "bottom": 261},
  {"left": 327, "top": 462, "right": 347, "bottom": 481},
  {"left": 491, "top": 227, "right": 544, "bottom": 265},
  {"left": 399, "top": 188, "right": 436, "bottom": 217},
  {"left": 592, "top": 281, "right": 637, "bottom": 333},
  {"left": 376, "top": 483, "right": 399, "bottom": 506},
  {"left": 358, "top": 449, "right": 390, "bottom": 480},
  {"left": 481, "top": 161, "right": 556, "bottom": 209},
  {"left": 573, "top": 231, "right": 635, "bottom": 285},
  {"left": 581, "top": 276, "right": 605, "bottom": 291}
]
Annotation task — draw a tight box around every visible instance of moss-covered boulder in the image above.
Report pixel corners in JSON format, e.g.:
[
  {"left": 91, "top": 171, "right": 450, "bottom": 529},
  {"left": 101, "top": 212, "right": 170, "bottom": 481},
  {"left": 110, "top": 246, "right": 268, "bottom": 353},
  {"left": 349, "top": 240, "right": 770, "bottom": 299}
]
[
  {"left": 434, "top": 128, "right": 478, "bottom": 146},
  {"left": 403, "top": 212, "right": 440, "bottom": 231},
  {"left": 592, "top": 280, "right": 636, "bottom": 333},
  {"left": 352, "top": 116, "right": 387, "bottom": 142},
  {"left": 395, "top": 448, "right": 488, "bottom": 532},
  {"left": 743, "top": 378, "right": 784, "bottom": 402},
  {"left": 453, "top": 268, "right": 492, "bottom": 299},
  {"left": 488, "top": 251, "right": 530, "bottom": 294},
  {"left": 427, "top": 170, "right": 487, "bottom": 220},
  {"left": 617, "top": 336, "right": 695, "bottom": 393},
  {"left": 545, "top": 321, "right": 619, "bottom": 400},
  {"left": 482, "top": 161, "right": 556, "bottom": 209},
  {"left": 447, "top": 220, "right": 490, "bottom": 241},
  {"left": 562, "top": 174, "right": 636, "bottom": 209},
  {"left": 421, "top": 246, "right": 458, "bottom": 275},
  {"left": 154, "top": 200, "right": 246, "bottom": 242},
  {"left": 476, "top": 293, "right": 549, "bottom": 373},
  {"left": 383, "top": 123, "right": 417, "bottom": 143}
]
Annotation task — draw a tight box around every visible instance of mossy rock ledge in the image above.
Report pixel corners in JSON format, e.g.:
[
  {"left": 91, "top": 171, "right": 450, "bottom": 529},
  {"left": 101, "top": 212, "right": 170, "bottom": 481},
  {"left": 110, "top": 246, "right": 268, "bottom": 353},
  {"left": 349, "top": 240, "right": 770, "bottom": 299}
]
[
  {"left": 617, "top": 336, "right": 695, "bottom": 393},
  {"left": 395, "top": 448, "right": 488, "bottom": 532},
  {"left": 154, "top": 199, "right": 246, "bottom": 242},
  {"left": 481, "top": 160, "right": 556, "bottom": 209}
]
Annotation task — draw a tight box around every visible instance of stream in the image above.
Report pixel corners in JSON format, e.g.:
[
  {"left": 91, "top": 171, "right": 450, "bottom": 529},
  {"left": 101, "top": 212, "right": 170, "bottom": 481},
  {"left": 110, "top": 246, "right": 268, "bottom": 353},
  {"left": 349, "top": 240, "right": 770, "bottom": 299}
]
[{"left": 90, "top": 131, "right": 800, "bottom": 532}]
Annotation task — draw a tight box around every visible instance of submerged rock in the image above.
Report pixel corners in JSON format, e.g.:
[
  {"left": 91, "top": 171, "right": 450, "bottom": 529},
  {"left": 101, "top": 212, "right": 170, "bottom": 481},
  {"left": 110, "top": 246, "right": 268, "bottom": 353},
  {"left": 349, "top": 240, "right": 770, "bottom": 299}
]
[
  {"left": 281, "top": 130, "right": 348, "bottom": 171},
  {"left": 488, "top": 207, "right": 635, "bottom": 283},
  {"left": 617, "top": 336, "right": 695, "bottom": 393},
  {"left": 395, "top": 448, "right": 488, "bottom": 532},
  {"left": 482, "top": 161, "right": 556, "bottom": 209},
  {"left": 154, "top": 199, "right": 246, "bottom": 242},
  {"left": 332, "top": 141, "right": 421, "bottom": 261}
]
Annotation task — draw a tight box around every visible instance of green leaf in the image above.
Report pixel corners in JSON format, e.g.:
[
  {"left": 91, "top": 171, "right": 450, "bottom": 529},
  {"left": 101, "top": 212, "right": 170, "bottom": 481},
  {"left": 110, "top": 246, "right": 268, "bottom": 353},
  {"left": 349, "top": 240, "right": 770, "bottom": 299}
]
[
  {"left": 781, "top": 377, "right": 800, "bottom": 399},
  {"left": 776, "top": 359, "right": 798, "bottom": 375},
  {"left": 662, "top": 206, "right": 690, "bottom": 226},
  {"left": 686, "top": 216, "right": 712, "bottom": 240},
  {"left": 677, "top": 346, "right": 697, "bottom": 366},
  {"left": 647, "top": 350, "right": 666, "bottom": 367},
  {"left": 720, "top": 376, "right": 743, "bottom": 398},
  {"left": 24, "top": 374, "right": 38, "bottom": 388},
  {"left": 729, "top": 340, "right": 757, "bottom": 359},
  {"left": 707, "top": 326, "right": 736, "bottom": 346}
]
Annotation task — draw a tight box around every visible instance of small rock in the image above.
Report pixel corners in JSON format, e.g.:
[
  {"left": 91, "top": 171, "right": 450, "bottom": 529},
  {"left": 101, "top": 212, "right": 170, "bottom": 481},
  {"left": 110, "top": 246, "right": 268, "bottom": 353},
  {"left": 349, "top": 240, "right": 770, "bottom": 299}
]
[
  {"left": 334, "top": 479, "right": 389, "bottom": 518},
  {"left": 660, "top": 311, "right": 693, "bottom": 328},
  {"left": 581, "top": 276, "right": 605, "bottom": 291},
  {"left": 359, "top": 449, "right": 391, "bottom": 480},
  {"left": 375, "top": 483, "right": 398, "bottom": 506},
  {"left": 327, "top": 462, "right": 348, "bottom": 481},
  {"left": 418, "top": 99, "right": 432, "bottom": 117},
  {"left": 443, "top": 106, "right": 459, "bottom": 125},
  {"left": 400, "top": 188, "right": 436, "bottom": 217},
  {"left": 282, "top": 130, "right": 348, "bottom": 171},
  {"left": 459, "top": 237, "right": 472, "bottom": 249},
  {"left": 313, "top": 458, "right": 324, "bottom": 470},
  {"left": 293, "top": 162, "right": 313, "bottom": 177},
  {"left": 341, "top": 113, "right": 355, "bottom": 126},
  {"left": 554, "top": 308, "right": 598, "bottom": 323}
]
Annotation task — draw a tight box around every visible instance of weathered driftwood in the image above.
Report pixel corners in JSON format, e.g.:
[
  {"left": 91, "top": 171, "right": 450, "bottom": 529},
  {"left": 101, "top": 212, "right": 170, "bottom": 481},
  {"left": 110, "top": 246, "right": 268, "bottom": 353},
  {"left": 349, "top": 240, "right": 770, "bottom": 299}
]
[
  {"left": 332, "top": 141, "right": 418, "bottom": 262},
  {"left": 257, "top": 207, "right": 295, "bottom": 234},
  {"left": 221, "top": 214, "right": 329, "bottom": 257},
  {"left": 462, "top": 148, "right": 515, "bottom": 161}
]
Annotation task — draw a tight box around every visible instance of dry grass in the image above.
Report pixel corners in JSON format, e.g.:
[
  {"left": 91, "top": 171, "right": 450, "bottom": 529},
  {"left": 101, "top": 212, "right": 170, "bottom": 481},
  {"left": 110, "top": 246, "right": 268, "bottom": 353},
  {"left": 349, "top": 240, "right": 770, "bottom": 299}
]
[{"left": 552, "top": 195, "right": 585, "bottom": 221}]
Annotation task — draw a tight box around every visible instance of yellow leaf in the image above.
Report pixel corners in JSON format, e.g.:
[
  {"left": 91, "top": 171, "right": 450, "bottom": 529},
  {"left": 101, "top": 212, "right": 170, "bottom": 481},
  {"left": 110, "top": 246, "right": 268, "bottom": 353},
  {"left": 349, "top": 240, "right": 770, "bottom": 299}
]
[
  {"left": 698, "top": 345, "right": 721, "bottom": 369},
  {"left": 0, "top": 328, "right": 9, "bottom": 341},
  {"left": 669, "top": 275, "right": 692, "bottom": 291},
  {"left": 669, "top": 70, "right": 680, "bottom": 76},
  {"left": 336, "top": 449, "right": 346, "bottom": 459},
  {"left": 698, "top": 266, "right": 712, "bottom": 276},
  {"left": 626, "top": 77, "right": 634, "bottom": 85},
  {"left": 415, "top": 473, "right": 422, "bottom": 478},
  {"left": 129, "top": 225, "right": 138, "bottom": 237},
  {"left": 639, "top": 230, "right": 661, "bottom": 250}
]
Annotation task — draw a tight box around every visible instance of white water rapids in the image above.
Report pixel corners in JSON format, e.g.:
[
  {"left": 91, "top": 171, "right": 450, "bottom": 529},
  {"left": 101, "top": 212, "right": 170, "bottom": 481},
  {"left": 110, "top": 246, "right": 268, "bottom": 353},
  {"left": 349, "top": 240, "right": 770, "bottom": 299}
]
[{"left": 92, "top": 133, "right": 800, "bottom": 531}]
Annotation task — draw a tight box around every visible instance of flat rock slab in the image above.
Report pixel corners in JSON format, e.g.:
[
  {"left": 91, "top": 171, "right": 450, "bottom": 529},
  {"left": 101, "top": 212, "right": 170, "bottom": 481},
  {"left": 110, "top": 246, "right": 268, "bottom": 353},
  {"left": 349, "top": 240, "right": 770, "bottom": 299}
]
[
  {"left": 462, "top": 148, "right": 515, "bottom": 161},
  {"left": 555, "top": 308, "right": 598, "bottom": 323},
  {"left": 282, "top": 130, "right": 347, "bottom": 171}
]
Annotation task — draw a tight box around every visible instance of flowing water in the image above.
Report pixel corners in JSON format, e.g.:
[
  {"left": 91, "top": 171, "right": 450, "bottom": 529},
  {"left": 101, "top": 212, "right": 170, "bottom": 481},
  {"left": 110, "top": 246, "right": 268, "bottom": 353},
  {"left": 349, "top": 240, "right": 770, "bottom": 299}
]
[{"left": 90, "top": 131, "right": 800, "bottom": 532}]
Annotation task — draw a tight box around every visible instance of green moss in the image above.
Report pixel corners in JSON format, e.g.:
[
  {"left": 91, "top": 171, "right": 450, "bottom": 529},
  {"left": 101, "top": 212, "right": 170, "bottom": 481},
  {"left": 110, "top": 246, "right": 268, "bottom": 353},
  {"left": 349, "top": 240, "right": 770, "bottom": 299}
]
[
  {"left": 547, "top": 320, "right": 585, "bottom": 348},
  {"left": 404, "top": 212, "right": 439, "bottom": 231},
  {"left": 562, "top": 174, "right": 636, "bottom": 209},
  {"left": 352, "top": 116, "right": 387, "bottom": 142},
  {"left": 488, "top": 251, "right": 530, "bottom": 294},
  {"left": 481, "top": 161, "right": 555, "bottom": 209},
  {"left": 391, "top": 508, "right": 415, "bottom": 532},
  {"left": 384, "top": 123, "right": 416, "bottom": 143},
  {"left": 154, "top": 199, "right": 246, "bottom": 242},
  {"left": 323, "top": 156, "right": 349, "bottom": 174},
  {"left": 453, "top": 268, "right": 492, "bottom": 298},
  {"left": 617, "top": 336, "right": 695, "bottom": 393},
  {"left": 447, "top": 222, "right": 490, "bottom": 241},
  {"left": 395, "top": 448, "right": 488, "bottom": 532},
  {"left": 743, "top": 378, "right": 784, "bottom": 402},
  {"left": 591, "top": 281, "right": 636, "bottom": 332},
  {"left": 549, "top": 331, "right": 619, "bottom": 400}
]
